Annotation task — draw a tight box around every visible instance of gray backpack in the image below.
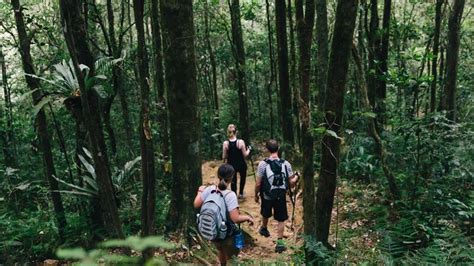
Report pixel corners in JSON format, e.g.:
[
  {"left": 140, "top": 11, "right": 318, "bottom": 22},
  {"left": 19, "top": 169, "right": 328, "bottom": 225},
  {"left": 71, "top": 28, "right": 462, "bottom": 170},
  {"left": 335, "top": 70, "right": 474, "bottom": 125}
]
[
  {"left": 197, "top": 186, "right": 230, "bottom": 241},
  {"left": 262, "top": 159, "right": 289, "bottom": 200}
]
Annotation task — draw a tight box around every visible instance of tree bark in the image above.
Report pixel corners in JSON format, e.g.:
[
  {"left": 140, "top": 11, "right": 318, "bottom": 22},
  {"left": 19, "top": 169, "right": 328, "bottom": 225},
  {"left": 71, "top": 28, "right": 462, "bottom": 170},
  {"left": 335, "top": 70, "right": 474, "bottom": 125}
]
[
  {"left": 133, "top": 0, "right": 157, "bottom": 259},
  {"left": 59, "top": 0, "right": 123, "bottom": 239},
  {"left": 315, "top": 0, "right": 358, "bottom": 245},
  {"left": 276, "top": 0, "right": 294, "bottom": 150},
  {"left": 430, "top": 0, "right": 443, "bottom": 113},
  {"left": 151, "top": 0, "right": 170, "bottom": 160},
  {"left": 204, "top": 0, "right": 219, "bottom": 131},
  {"left": 367, "top": 0, "right": 379, "bottom": 107},
  {"left": 375, "top": 0, "right": 391, "bottom": 124},
  {"left": 228, "top": 0, "right": 250, "bottom": 144},
  {"left": 11, "top": 0, "right": 67, "bottom": 239},
  {"left": 265, "top": 0, "right": 275, "bottom": 138},
  {"left": 0, "top": 46, "right": 16, "bottom": 167},
  {"left": 160, "top": 0, "right": 202, "bottom": 233},
  {"left": 315, "top": 0, "right": 329, "bottom": 112},
  {"left": 443, "top": 0, "right": 465, "bottom": 121},
  {"left": 295, "top": 0, "right": 315, "bottom": 237},
  {"left": 288, "top": 0, "right": 300, "bottom": 149}
]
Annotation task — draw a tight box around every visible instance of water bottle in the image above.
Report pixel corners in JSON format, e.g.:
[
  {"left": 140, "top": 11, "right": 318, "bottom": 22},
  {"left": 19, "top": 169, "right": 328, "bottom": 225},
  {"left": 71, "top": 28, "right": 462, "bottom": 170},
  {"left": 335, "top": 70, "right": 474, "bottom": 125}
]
[
  {"left": 234, "top": 226, "right": 244, "bottom": 249},
  {"left": 220, "top": 221, "right": 228, "bottom": 233}
]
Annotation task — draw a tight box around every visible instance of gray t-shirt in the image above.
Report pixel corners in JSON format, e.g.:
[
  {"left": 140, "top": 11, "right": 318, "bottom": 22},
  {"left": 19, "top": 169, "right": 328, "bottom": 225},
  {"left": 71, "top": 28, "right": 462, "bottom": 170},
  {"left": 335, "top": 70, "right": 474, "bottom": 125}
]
[
  {"left": 200, "top": 185, "right": 239, "bottom": 212},
  {"left": 257, "top": 158, "right": 293, "bottom": 200}
]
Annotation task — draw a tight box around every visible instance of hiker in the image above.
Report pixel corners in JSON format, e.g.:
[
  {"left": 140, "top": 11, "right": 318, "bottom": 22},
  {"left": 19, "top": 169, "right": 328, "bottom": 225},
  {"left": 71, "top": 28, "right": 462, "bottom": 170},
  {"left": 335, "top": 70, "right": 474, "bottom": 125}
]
[
  {"left": 222, "top": 124, "right": 251, "bottom": 198},
  {"left": 194, "top": 164, "right": 254, "bottom": 265},
  {"left": 255, "top": 139, "right": 299, "bottom": 253}
]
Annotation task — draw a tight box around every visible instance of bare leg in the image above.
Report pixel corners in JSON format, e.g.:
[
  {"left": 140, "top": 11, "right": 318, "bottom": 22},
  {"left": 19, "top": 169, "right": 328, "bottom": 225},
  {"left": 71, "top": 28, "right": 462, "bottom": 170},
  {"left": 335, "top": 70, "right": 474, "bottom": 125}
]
[
  {"left": 218, "top": 249, "right": 227, "bottom": 265},
  {"left": 262, "top": 217, "right": 269, "bottom": 228},
  {"left": 277, "top": 221, "right": 285, "bottom": 238}
]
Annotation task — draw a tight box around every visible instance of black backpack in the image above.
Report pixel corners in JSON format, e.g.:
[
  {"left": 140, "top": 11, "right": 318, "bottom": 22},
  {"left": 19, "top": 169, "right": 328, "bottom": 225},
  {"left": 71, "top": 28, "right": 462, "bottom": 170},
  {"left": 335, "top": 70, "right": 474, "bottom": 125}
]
[{"left": 261, "top": 159, "right": 289, "bottom": 200}]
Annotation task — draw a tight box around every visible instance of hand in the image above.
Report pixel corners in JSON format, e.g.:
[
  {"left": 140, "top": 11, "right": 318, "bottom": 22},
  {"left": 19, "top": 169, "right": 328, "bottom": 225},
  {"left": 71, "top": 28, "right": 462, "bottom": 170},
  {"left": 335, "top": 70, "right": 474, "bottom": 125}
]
[
  {"left": 247, "top": 215, "right": 254, "bottom": 226},
  {"left": 198, "top": 185, "right": 206, "bottom": 193}
]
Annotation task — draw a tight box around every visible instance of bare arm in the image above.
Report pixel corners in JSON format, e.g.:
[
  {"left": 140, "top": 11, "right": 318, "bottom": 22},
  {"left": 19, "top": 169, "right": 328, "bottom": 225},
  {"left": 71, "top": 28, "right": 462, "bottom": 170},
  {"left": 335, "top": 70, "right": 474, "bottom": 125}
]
[
  {"left": 222, "top": 141, "right": 228, "bottom": 163},
  {"left": 238, "top": 140, "right": 250, "bottom": 158},
  {"left": 193, "top": 185, "right": 207, "bottom": 208},
  {"left": 229, "top": 208, "right": 254, "bottom": 224},
  {"left": 255, "top": 175, "right": 261, "bottom": 203},
  {"left": 289, "top": 173, "right": 300, "bottom": 188}
]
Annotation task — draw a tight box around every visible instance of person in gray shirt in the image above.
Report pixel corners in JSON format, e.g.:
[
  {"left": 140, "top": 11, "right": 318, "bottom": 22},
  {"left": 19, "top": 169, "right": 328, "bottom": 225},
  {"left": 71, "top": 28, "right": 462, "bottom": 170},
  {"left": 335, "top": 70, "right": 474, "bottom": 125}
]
[{"left": 254, "top": 139, "right": 299, "bottom": 253}]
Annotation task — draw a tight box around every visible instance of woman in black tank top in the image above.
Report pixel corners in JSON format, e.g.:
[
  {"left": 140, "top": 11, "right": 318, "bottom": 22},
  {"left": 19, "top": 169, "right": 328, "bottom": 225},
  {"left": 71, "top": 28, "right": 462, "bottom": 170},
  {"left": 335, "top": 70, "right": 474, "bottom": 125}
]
[{"left": 223, "top": 124, "right": 251, "bottom": 198}]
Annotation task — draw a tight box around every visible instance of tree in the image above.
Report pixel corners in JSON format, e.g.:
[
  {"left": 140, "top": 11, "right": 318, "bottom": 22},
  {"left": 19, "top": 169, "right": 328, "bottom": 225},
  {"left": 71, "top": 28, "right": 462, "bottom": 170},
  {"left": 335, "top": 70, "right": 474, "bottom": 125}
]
[
  {"left": 443, "top": 0, "right": 465, "bottom": 121},
  {"left": 228, "top": 0, "right": 250, "bottom": 144},
  {"left": 59, "top": 0, "right": 124, "bottom": 239},
  {"left": 265, "top": 0, "right": 276, "bottom": 138},
  {"left": 315, "top": 0, "right": 358, "bottom": 244},
  {"left": 0, "top": 46, "right": 16, "bottom": 167},
  {"left": 295, "top": 0, "right": 316, "bottom": 237},
  {"left": 430, "top": 0, "right": 444, "bottom": 113},
  {"left": 204, "top": 0, "right": 219, "bottom": 131},
  {"left": 275, "top": 0, "right": 294, "bottom": 150},
  {"left": 376, "top": 0, "right": 391, "bottom": 122},
  {"left": 151, "top": 0, "right": 170, "bottom": 159},
  {"left": 367, "top": 0, "right": 379, "bottom": 107},
  {"left": 11, "top": 0, "right": 67, "bottom": 239},
  {"left": 160, "top": 0, "right": 202, "bottom": 232},
  {"left": 288, "top": 0, "right": 300, "bottom": 148},
  {"left": 315, "top": 0, "right": 329, "bottom": 111}
]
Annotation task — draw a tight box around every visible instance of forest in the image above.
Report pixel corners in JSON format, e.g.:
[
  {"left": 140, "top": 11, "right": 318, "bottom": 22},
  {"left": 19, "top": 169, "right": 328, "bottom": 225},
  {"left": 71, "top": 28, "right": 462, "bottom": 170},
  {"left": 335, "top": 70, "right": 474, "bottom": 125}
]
[{"left": 0, "top": 0, "right": 472, "bottom": 264}]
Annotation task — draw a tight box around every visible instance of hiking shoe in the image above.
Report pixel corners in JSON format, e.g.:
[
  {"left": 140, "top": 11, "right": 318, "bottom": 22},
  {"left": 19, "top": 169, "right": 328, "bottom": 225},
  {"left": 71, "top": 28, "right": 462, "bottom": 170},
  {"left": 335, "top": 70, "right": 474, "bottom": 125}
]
[
  {"left": 259, "top": 227, "right": 270, "bottom": 237},
  {"left": 275, "top": 239, "right": 287, "bottom": 253},
  {"left": 238, "top": 194, "right": 245, "bottom": 199}
]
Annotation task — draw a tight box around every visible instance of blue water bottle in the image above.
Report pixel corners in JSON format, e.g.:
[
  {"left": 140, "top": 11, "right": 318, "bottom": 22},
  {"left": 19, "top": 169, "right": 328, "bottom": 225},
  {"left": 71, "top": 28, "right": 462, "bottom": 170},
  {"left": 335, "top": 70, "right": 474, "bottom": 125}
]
[{"left": 234, "top": 225, "right": 244, "bottom": 249}]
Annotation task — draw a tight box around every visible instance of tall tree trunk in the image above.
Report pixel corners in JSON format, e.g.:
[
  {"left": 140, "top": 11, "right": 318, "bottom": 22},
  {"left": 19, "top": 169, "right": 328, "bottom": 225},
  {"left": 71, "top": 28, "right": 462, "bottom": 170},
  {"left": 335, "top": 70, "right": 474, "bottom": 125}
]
[
  {"left": 375, "top": 0, "right": 391, "bottom": 124},
  {"left": 367, "top": 0, "right": 379, "bottom": 107},
  {"left": 430, "top": 0, "right": 443, "bottom": 113},
  {"left": 438, "top": 45, "right": 445, "bottom": 111},
  {"left": 151, "top": 0, "right": 170, "bottom": 160},
  {"left": 161, "top": 0, "right": 202, "bottom": 233},
  {"left": 315, "top": 0, "right": 358, "bottom": 245},
  {"left": 59, "top": 0, "right": 123, "bottom": 239},
  {"left": 276, "top": 0, "right": 294, "bottom": 150},
  {"left": 228, "top": 0, "right": 250, "bottom": 144},
  {"left": 133, "top": 0, "right": 156, "bottom": 259},
  {"left": 0, "top": 46, "right": 16, "bottom": 167},
  {"left": 315, "top": 0, "right": 329, "bottom": 112},
  {"left": 295, "top": 0, "right": 316, "bottom": 238},
  {"left": 352, "top": 44, "right": 400, "bottom": 199},
  {"left": 443, "top": 0, "right": 465, "bottom": 121},
  {"left": 11, "top": 0, "right": 67, "bottom": 239},
  {"left": 204, "top": 0, "right": 219, "bottom": 130},
  {"left": 265, "top": 0, "right": 275, "bottom": 138},
  {"left": 288, "top": 0, "right": 300, "bottom": 149}
]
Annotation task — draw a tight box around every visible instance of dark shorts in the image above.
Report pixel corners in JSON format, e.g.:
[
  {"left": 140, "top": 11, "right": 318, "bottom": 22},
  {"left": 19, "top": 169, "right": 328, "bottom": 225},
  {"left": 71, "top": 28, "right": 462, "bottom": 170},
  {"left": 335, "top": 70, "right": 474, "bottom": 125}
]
[{"left": 260, "top": 196, "right": 288, "bottom": 222}]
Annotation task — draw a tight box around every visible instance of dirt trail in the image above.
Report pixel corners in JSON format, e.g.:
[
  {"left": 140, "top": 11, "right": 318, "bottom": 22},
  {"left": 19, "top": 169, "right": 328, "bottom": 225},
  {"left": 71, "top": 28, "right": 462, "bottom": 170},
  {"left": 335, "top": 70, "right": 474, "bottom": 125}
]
[{"left": 201, "top": 157, "right": 305, "bottom": 263}]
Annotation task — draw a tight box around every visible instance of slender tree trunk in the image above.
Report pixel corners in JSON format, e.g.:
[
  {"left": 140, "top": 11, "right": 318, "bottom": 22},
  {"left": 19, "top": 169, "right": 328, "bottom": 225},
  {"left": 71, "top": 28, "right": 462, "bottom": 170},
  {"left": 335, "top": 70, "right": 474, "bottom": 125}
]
[
  {"left": 315, "top": 0, "right": 358, "bottom": 245},
  {"left": 11, "top": 0, "right": 67, "bottom": 239},
  {"left": 430, "top": 0, "right": 443, "bottom": 113},
  {"left": 133, "top": 0, "right": 156, "bottom": 259},
  {"left": 438, "top": 46, "right": 445, "bottom": 111},
  {"left": 375, "top": 0, "right": 391, "bottom": 124},
  {"left": 161, "top": 0, "right": 202, "bottom": 233},
  {"left": 443, "top": 0, "right": 465, "bottom": 121},
  {"left": 315, "top": 0, "right": 329, "bottom": 112},
  {"left": 59, "top": 0, "right": 123, "bottom": 239},
  {"left": 295, "top": 0, "right": 315, "bottom": 238},
  {"left": 0, "top": 46, "right": 16, "bottom": 167},
  {"left": 367, "top": 0, "right": 379, "bottom": 107},
  {"left": 276, "top": 0, "right": 295, "bottom": 150},
  {"left": 228, "top": 0, "right": 250, "bottom": 144},
  {"left": 204, "top": 0, "right": 219, "bottom": 130},
  {"left": 352, "top": 44, "right": 400, "bottom": 199},
  {"left": 151, "top": 0, "right": 170, "bottom": 160},
  {"left": 265, "top": 0, "right": 275, "bottom": 138},
  {"left": 288, "top": 0, "right": 300, "bottom": 149}
]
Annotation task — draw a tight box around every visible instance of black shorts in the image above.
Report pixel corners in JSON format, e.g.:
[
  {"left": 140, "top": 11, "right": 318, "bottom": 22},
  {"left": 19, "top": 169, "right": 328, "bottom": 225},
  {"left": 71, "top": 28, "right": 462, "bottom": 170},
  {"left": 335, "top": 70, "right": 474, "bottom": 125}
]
[{"left": 260, "top": 196, "right": 288, "bottom": 222}]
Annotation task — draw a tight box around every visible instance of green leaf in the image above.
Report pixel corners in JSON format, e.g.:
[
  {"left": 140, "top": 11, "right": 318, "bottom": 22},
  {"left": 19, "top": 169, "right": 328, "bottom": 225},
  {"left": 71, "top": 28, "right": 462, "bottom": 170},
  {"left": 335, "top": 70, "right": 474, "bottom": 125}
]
[
  {"left": 101, "top": 236, "right": 175, "bottom": 251},
  {"left": 31, "top": 96, "right": 52, "bottom": 119},
  {"left": 326, "top": 130, "right": 341, "bottom": 139},
  {"left": 78, "top": 154, "right": 96, "bottom": 179},
  {"left": 56, "top": 248, "right": 87, "bottom": 259}
]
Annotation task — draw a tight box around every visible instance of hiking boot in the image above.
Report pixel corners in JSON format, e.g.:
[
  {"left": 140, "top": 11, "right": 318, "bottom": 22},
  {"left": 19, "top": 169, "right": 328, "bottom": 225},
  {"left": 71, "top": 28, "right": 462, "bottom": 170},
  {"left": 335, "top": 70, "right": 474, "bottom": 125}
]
[
  {"left": 275, "top": 239, "right": 287, "bottom": 253},
  {"left": 238, "top": 193, "right": 245, "bottom": 199},
  {"left": 259, "top": 227, "right": 270, "bottom": 237}
]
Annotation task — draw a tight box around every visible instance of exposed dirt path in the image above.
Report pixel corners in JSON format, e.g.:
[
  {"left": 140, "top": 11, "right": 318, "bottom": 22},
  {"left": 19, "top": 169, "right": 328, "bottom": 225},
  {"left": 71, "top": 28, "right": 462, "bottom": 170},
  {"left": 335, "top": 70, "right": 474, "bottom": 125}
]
[{"left": 201, "top": 157, "right": 305, "bottom": 263}]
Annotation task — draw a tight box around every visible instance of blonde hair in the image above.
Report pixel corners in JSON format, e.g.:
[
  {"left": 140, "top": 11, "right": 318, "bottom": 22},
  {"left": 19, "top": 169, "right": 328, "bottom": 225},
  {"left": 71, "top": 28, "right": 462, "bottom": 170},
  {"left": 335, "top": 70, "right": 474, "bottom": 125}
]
[{"left": 227, "top": 124, "right": 237, "bottom": 138}]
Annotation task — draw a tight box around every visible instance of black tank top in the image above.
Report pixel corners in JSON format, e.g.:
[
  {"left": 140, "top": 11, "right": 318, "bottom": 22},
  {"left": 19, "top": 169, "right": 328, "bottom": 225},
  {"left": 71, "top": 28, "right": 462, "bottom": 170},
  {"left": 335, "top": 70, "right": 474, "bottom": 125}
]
[{"left": 228, "top": 139, "right": 246, "bottom": 170}]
